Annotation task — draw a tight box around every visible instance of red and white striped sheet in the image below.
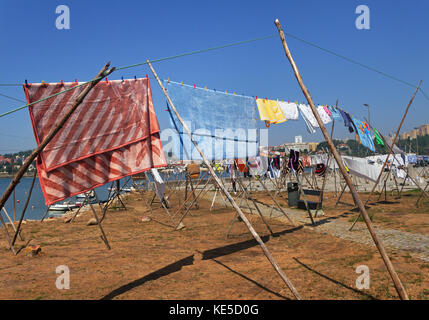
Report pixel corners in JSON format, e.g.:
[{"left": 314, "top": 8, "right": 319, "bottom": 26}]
[{"left": 24, "top": 78, "right": 166, "bottom": 205}]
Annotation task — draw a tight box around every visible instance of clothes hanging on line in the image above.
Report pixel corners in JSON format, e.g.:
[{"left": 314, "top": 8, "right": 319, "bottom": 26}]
[
  {"left": 288, "top": 149, "right": 300, "bottom": 171},
  {"left": 339, "top": 109, "right": 356, "bottom": 133},
  {"left": 165, "top": 80, "right": 259, "bottom": 161},
  {"left": 248, "top": 156, "right": 268, "bottom": 176},
  {"left": 352, "top": 118, "right": 375, "bottom": 152},
  {"left": 24, "top": 78, "right": 166, "bottom": 205},
  {"left": 328, "top": 106, "right": 342, "bottom": 120},
  {"left": 342, "top": 156, "right": 382, "bottom": 182},
  {"left": 298, "top": 104, "right": 317, "bottom": 134},
  {"left": 373, "top": 129, "right": 384, "bottom": 146},
  {"left": 151, "top": 168, "right": 165, "bottom": 200},
  {"left": 323, "top": 105, "right": 331, "bottom": 117},
  {"left": 317, "top": 105, "right": 333, "bottom": 125},
  {"left": 256, "top": 99, "right": 287, "bottom": 125},
  {"left": 278, "top": 101, "right": 299, "bottom": 120}
]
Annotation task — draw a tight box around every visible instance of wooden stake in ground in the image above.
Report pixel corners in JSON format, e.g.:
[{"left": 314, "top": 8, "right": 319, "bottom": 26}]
[
  {"left": 363, "top": 82, "right": 421, "bottom": 206},
  {"left": 0, "top": 62, "right": 115, "bottom": 253},
  {"left": 349, "top": 83, "right": 422, "bottom": 230},
  {"left": 12, "top": 170, "right": 37, "bottom": 247},
  {"left": 274, "top": 18, "right": 409, "bottom": 300},
  {"left": 148, "top": 60, "right": 302, "bottom": 300}
]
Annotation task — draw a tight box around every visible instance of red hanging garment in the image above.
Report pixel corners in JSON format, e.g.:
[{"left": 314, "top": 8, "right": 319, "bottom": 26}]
[{"left": 24, "top": 78, "right": 166, "bottom": 205}]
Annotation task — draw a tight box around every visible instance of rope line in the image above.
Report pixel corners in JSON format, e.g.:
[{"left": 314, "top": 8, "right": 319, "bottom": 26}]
[
  {"left": 0, "top": 30, "right": 427, "bottom": 118},
  {"left": 115, "top": 34, "right": 278, "bottom": 71},
  {"left": 0, "top": 92, "right": 26, "bottom": 104}
]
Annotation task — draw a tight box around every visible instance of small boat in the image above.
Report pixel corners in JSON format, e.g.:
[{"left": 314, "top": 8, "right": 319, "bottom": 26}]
[
  {"left": 76, "top": 190, "right": 96, "bottom": 199},
  {"left": 49, "top": 201, "right": 76, "bottom": 212}
]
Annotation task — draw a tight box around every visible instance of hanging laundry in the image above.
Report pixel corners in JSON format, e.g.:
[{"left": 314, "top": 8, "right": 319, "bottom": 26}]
[
  {"left": 288, "top": 149, "right": 300, "bottom": 171},
  {"left": 278, "top": 101, "right": 299, "bottom": 120},
  {"left": 25, "top": 78, "right": 159, "bottom": 172},
  {"left": 268, "top": 156, "right": 281, "bottom": 178},
  {"left": 165, "top": 81, "right": 259, "bottom": 161},
  {"left": 323, "top": 105, "right": 331, "bottom": 117},
  {"left": 24, "top": 78, "right": 166, "bottom": 205},
  {"left": 301, "top": 155, "right": 311, "bottom": 167},
  {"left": 317, "top": 105, "right": 332, "bottom": 124},
  {"left": 234, "top": 158, "right": 248, "bottom": 173},
  {"left": 352, "top": 118, "right": 375, "bottom": 152},
  {"left": 380, "top": 133, "right": 407, "bottom": 157},
  {"left": 248, "top": 156, "right": 268, "bottom": 176},
  {"left": 328, "top": 106, "right": 342, "bottom": 120},
  {"left": 151, "top": 168, "right": 165, "bottom": 200},
  {"left": 339, "top": 109, "right": 356, "bottom": 133},
  {"left": 298, "top": 104, "right": 317, "bottom": 134},
  {"left": 343, "top": 156, "right": 382, "bottom": 182},
  {"left": 256, "top": 99, "right": 286, "bottom": 125},
  {"left": 373, "top": 129, "right": 385, "bottom": 146}
]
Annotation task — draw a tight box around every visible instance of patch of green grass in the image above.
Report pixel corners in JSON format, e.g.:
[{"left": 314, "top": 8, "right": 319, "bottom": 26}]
[{"left": 347, "top": 252, "right": 375, "bottom": 267}]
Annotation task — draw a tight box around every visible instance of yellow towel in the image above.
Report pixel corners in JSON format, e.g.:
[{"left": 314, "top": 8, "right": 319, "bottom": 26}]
[{"left": 256, "top": 99, "right": 287, "bottom": 125}]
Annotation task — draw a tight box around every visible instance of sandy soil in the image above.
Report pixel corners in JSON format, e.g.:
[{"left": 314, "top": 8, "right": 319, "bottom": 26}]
[{"left": 0, "top": 189, "right": 428, "bottom": 300}]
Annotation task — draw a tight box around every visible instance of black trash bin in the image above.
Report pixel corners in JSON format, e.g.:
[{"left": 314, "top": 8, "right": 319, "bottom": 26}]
[{"left": 287, "top": 182, "right": 299, "bottom": 207}]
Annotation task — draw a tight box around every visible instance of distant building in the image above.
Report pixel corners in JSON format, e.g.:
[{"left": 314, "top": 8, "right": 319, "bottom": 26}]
[
  {"left": 0, "top": 155, "right": 12, "bottom": 164},
  {"left": 400, "top": 124, "right": 429, "bottom": 140},
  {"left": 281, "top": 140, "right": 318, "bottom": 153}
]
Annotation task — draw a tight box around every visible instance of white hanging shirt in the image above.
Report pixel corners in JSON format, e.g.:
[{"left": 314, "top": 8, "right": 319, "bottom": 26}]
[{"left": 278, "top": 101, "right": 299, "bottom": 120}]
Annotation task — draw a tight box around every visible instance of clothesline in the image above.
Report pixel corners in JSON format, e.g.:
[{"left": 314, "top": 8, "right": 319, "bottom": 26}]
[
  {"left": 165, "top": 79, "right": 379, "bottom": 148},
  {"left": 0, "top": 25, "right": 427, "bottom": 118}
]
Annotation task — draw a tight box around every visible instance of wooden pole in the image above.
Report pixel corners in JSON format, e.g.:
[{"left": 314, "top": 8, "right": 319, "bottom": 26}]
[
  {"left": 362, "top": 81, "right": 422, "bottom": 207},
  {"left": 274, "top": 19, "right": 409, "bottom": 300},
  {"left": 316, "top": 116, "right": 336, "bottom": 212},
  {"left": 12, "top": 170, "right": 37, "bottom": 246},
  {"left": 85, "top": 192, "right": 111, "bottom": 250},
  {"left": 0, "top": 62, "right": 115, "bottom": 218},
  {"left": 148, "top": 60, "right": 302, "bottom": 299},
  {"left": 350, "top": 116, "right": 426, "bottom": 230}
]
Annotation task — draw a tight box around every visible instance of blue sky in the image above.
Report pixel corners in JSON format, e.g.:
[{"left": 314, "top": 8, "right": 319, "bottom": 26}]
[{"left": 0, "top": 0, "right": 428, "bottom": 153}]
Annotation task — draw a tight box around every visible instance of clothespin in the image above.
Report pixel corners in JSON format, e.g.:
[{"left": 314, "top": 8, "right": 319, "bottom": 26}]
[
  {"left": 233, "top": 92, "right": 235, "bottom": 95},
  {"left": 134, "top": 76, "right": 137, "bottom": 80},
  {"left": 204, "top": 86, "right": 207, "bottom": 90},
  {"left": 214, "top": 88, "right": 216, "bottom": 92},
  {"left": 121, "top": 76, "right": 124, "bottom": 83},
  {"left": 24, "top": 79, "right": 29, "bottom": 87},
  {"left": 74, "top": 79, "right": 78, "bottom": 84},
  {"left": 60, "top": 80, "right": 64, "bottom": 86},
  {"left": 167, "top": 77, "right": 170, "bottom": 83},
  {"left": 255, "top": 96, "right": 258, "bottom": 100},
  {"left": 146, "top": 74, "right": 148, "bottom": 80},
  {"left": 225, "top": 90, "right": 227, "bottom": 94},
  {"left": 105, "top": 77, "right": 109, "bottom": 83},
  {"left": 180, "top": 81, "right": 183, "bottom": 86}
]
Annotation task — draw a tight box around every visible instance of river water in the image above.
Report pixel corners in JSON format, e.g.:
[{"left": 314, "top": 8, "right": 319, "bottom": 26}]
[{"left": 0, "top": 177, "right": 117, "bottom": 221}]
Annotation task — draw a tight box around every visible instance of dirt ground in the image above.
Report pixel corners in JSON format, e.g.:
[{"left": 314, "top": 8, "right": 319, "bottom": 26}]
[
  {"left": 0, "top": 189, "right": 428, "bottom": 300},
  {"left": 251, "top": 188, "right": 429, "bottom": 235}
]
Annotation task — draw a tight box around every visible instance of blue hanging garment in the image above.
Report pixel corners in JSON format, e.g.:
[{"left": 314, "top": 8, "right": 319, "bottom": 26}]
[
  {"left": 329, "top": 106, "right": 342, "bottom": 120},
  {"left": 339, "top": 109, "right": 356, "bottom": 133},
  {"left": 165, "top": 81, "right": 259, "bottom": 160},
  {"left": 352, "top": 118, "right": 375, "bottom": 152}
]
